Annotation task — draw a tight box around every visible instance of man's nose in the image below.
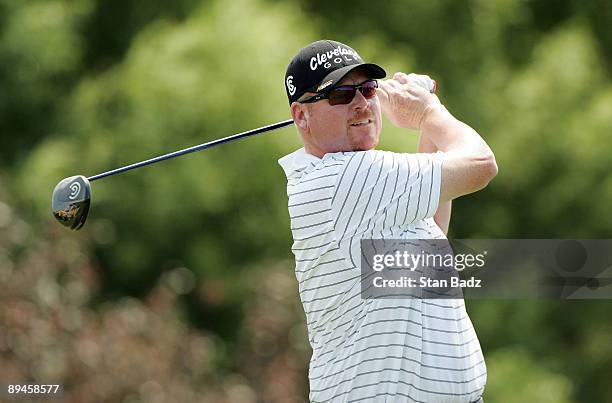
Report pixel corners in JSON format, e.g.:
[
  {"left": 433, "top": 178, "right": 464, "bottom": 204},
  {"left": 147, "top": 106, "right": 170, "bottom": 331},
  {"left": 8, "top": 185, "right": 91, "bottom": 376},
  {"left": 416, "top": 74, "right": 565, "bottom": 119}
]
[{"left": 351, "top": 89, "right": 369, "bottom": 109}]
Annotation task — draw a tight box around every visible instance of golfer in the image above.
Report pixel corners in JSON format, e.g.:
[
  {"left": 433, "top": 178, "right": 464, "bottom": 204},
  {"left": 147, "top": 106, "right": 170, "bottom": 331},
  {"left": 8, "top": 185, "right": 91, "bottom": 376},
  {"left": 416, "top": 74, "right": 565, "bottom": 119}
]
[{"left": 279, "top": 40, "right": 497, "bottom": 403}]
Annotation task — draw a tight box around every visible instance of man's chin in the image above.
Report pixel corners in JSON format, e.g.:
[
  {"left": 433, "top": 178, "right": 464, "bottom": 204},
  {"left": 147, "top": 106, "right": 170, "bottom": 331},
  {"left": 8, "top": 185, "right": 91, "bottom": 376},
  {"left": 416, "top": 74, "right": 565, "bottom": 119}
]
[{"left": 351, "top": 133, "right": 380, "bottom": 151}]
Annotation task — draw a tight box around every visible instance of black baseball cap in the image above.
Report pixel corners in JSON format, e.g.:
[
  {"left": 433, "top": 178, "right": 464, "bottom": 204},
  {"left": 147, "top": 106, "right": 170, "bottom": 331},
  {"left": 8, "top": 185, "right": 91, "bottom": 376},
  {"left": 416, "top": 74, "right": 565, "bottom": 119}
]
[{"left": 285, "top": 39, "right": 386, "bottom": 105}]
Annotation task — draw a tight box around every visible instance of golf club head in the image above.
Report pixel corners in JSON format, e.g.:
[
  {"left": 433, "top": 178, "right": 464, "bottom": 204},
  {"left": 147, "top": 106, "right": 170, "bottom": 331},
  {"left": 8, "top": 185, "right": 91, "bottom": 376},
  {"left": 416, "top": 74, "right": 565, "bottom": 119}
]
[{"left": 52, "top": 175, "right": 91, "bottom": 230}]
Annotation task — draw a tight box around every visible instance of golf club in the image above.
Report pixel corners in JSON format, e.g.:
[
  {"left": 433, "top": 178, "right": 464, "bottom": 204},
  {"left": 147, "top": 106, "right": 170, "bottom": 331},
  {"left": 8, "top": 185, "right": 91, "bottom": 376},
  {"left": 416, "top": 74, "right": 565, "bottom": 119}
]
[
  {"left": 51, "top": 77, "right": 438, "bottom": 231},
  {"left": 52, "top": 119, "right": 295, "bottom": 230}
]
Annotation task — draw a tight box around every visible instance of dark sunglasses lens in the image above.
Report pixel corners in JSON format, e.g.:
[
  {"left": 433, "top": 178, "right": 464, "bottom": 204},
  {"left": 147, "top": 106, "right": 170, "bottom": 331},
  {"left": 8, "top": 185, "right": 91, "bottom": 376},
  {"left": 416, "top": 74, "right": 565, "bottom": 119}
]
[
  {"left": 360, "top": 87, "right": 376, "bottom": 98},
  {"left": 328, "top": 89, "right": 356, "bottom": 105},
  {"left": 360, "top": 80, "right": 378, "bottom": 98}
]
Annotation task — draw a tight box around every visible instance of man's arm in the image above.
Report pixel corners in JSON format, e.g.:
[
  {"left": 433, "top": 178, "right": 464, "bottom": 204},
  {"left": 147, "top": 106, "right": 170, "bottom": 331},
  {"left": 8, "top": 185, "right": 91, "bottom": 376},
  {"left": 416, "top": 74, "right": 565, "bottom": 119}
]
[
  {"left": 420, "top": 105, "right": 497, "bottom": 202},
  {"left": 417, "top": 126, "right": 451, "bottom": 235},
  {"left": 377, "top": 72, "right": 497, "bottom": 204}
]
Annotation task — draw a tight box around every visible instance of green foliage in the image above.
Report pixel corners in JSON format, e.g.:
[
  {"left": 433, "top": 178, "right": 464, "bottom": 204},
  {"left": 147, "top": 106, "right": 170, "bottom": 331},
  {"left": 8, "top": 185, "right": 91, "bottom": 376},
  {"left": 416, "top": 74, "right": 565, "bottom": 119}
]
[
  {"left": 483, "top": 347, "right": 574, "bottom": 402},
  {"left": 0, "top": 0, "right": 92, "bottom": 164},
  {"left": 80, "top": 0, "right": 202, "bottom": 69},
  {"left": 457, "top": 23, "right": 612, "bottom": 238}
]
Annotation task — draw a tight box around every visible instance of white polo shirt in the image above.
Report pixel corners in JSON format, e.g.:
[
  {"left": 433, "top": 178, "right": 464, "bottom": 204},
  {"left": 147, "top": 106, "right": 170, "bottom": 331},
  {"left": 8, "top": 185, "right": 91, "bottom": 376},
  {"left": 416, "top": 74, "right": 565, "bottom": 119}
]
[{"left": 279, "top": 148, "right": 486, "bottom": 403}]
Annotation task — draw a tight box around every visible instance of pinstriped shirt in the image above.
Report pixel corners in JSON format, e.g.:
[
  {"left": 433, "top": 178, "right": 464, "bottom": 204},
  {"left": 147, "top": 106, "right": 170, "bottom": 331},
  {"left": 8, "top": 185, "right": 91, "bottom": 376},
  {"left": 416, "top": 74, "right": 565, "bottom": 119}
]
[{"left": 279, "top": 148, "right": 486, "bottom": 403}]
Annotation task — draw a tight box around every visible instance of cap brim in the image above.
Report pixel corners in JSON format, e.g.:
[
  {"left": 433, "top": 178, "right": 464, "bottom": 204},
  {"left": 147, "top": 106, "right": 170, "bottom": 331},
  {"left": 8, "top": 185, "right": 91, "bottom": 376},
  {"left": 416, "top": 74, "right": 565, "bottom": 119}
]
[{"left": 313, "top": 63, "right": 386, "bottom": 93}]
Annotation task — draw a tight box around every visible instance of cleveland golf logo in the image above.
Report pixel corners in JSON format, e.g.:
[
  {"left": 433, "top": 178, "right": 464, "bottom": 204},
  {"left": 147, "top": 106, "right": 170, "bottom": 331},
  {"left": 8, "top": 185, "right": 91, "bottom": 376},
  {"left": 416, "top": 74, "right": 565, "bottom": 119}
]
[
  {"left": 309, "top": 46, "right": 362, "bottom": 71},
  {"left": 286, "top": 76, "right": 296, "bottom": 95},
  {"left": 68, "top": 181, "right": 81, "bottom": 200}
]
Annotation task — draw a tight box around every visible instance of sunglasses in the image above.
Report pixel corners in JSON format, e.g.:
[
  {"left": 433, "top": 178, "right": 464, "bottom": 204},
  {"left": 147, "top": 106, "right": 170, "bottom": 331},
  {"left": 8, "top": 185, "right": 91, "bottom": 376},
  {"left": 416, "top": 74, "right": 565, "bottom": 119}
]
[{"left": 299, "top": 79, "right": 378, "bottom": 106}]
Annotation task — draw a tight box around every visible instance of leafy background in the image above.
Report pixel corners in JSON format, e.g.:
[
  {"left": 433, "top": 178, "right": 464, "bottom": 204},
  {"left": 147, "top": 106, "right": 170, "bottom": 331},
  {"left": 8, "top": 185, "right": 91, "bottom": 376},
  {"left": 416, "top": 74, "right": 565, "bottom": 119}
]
[{"left": 1, "top": 0, "right": 611, "bottom": 401}]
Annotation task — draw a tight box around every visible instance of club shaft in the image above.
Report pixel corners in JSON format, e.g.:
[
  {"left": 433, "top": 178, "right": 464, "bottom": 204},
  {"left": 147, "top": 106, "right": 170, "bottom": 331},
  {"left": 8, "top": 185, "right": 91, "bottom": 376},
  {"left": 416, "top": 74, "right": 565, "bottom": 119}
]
[{"left": 87, "top": 119, "right": 295, "bottom": 182}]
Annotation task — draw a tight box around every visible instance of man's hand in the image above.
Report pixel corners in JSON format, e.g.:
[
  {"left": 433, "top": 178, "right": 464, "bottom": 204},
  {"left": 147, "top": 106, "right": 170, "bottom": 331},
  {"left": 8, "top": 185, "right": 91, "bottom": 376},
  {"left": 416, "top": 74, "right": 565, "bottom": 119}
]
[{"left": 377, "top": 72, "right": 441, "bottom": 130}]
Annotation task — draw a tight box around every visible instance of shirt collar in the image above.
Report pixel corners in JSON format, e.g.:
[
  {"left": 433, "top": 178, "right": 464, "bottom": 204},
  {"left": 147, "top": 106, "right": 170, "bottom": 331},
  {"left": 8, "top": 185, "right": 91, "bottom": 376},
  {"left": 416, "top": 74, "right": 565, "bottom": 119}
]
[{"left": 278, "top": 147, "right": 321, "bottom": 178}]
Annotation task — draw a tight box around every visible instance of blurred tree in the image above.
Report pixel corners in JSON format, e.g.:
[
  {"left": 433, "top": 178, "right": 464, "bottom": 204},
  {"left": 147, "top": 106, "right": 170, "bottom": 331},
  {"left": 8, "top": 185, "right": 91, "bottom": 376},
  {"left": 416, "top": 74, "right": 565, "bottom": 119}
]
[
  {"left": 0, "top": 0, "right": 203, "bottom": 166},
  {"left": 484, "top": 347, "right": 574, "bottom": 402},
  {"left": 457, "top": 23, "right": 612, "bottom": 238},
  {"left": 81, "top": 0, "right": 201, "bottom": 70},
  {"left": 0, "top": 0, "right": 91, "bottom": 165}
]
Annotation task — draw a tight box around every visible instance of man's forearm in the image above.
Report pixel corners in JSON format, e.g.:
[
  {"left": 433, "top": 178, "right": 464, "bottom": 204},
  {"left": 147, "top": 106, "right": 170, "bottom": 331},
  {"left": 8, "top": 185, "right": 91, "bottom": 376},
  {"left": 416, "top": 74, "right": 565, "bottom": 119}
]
[
  {"left": 420, "top": 105, "right": 491, "bottom": 156},
  {"left": 418, "top": 131, "right": 451, "bottom": 235},
  {"left": 433, "top": 201, "right": 451, "bottom": 235},
  {"left": 420, "top": 105, "right": 497, "bottom": 202}
]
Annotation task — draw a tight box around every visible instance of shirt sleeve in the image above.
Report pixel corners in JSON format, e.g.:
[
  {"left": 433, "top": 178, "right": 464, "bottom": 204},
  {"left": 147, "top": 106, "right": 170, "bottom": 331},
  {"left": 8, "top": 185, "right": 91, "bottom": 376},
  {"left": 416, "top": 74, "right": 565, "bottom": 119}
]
[{"left": 330, "top": 150, "right": 443, "bottom": 240}]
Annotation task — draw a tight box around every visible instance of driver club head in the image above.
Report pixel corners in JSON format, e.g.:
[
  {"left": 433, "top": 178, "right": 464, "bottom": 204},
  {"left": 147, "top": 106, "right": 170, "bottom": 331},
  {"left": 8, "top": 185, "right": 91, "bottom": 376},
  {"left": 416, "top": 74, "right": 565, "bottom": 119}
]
[{"left": 52, "top": 175, "right": 92, "bottom": 230}]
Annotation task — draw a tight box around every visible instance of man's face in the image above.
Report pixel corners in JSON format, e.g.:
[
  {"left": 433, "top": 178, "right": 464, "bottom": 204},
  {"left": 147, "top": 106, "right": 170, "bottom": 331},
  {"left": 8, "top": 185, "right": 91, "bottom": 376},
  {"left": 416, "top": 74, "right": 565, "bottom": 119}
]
[{"left": 299, "top": 69, "right": 382, "bottom": 156}]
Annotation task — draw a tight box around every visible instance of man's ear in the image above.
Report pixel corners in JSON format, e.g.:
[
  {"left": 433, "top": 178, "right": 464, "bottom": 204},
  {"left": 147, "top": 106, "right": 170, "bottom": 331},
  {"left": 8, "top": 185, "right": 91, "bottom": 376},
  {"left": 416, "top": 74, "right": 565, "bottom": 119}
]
[{"left": 290, "top": 102, "right": 309, "bottom": 131}]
